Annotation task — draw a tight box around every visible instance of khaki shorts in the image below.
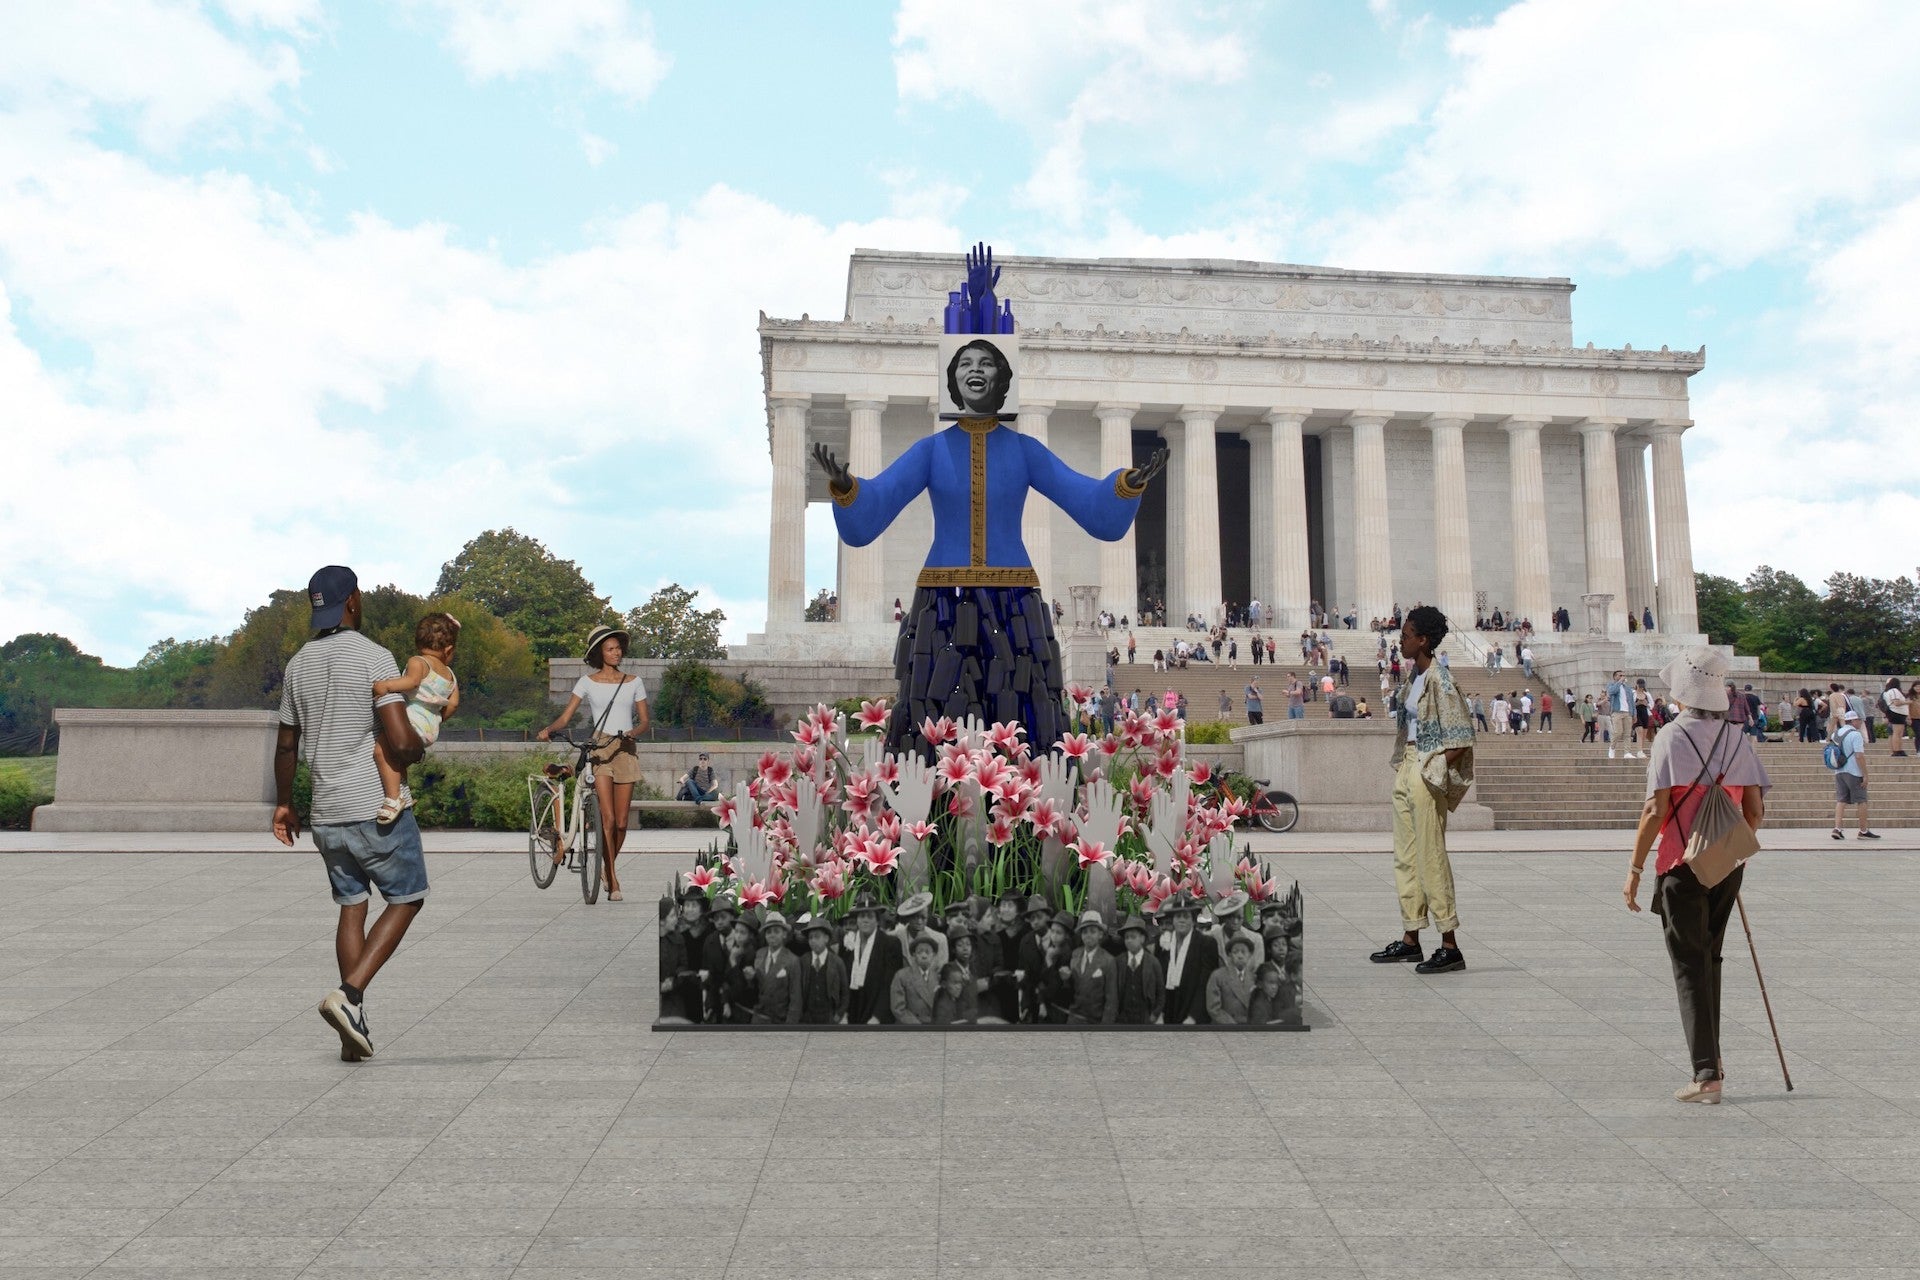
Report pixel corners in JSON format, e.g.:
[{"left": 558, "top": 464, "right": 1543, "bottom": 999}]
[{"left": 590, "top": 733, "right": 643, "bottom": 785}]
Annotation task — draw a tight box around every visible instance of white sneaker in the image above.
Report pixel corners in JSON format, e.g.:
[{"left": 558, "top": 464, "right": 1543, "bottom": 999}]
[{"left": 1608, "top": 750, "right": 1616, "bottom": 759}]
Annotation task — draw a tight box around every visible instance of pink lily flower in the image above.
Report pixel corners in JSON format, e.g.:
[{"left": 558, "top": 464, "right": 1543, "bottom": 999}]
[
  {"left": 1074, "top": 837, "right": 1110, "bottom": 870},
  {"left": 1059, "top": 733, "right": 1092, "bottom": 761},
  {"left": 856, "top": 699, "right": 891, "bottom": 730},
  {"left": 862, "top": 841, "right": 900, "bottom": 877},
  {"left": 1189, "top": 761, "right": 1213, "bottom": 785}
]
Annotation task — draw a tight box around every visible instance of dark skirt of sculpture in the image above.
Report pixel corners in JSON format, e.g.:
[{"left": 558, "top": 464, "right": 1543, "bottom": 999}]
[{"left": 888, "top": 585, "right": 1062, "bottom": 755}]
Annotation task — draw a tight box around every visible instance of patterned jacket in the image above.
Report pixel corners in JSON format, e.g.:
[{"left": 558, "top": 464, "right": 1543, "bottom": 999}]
[{"left": 1392, "top": 660, "right": 1476, "bottom": 812}]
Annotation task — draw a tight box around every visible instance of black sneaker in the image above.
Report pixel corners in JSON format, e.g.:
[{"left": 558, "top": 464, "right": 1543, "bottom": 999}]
[
  {"left": 1858, "top": 831, "right": 1882, "bottom": 840},
  {"left": 320, "top": 988, "right": 373, "bottom": 1060},
  {"left": 1832, "top": 829, "right": 1845, "bottom": 841},
  {"left": 1415, "top": 946, "right": 1466, "bottom": 974},
  {"left": 1369, "top": 939, "right": 1424, "bottom": 963}
]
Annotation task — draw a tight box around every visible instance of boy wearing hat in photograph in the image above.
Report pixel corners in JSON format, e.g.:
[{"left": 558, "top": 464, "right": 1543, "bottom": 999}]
[
  {"left": 1066, "top": 911, "right": 1120, "bottom": 1024},
  {"left": 656, "top": 893, "right": 697, "bottom": 1024},
  {"left": 1015, "top": 895, "right": 1054, "bottom": 1023},
  {"left": 750, "top": 913, "right": 804, "bottom": 1024},
  {"left": 932, "top": 961, "right": 978, "bottom": 1024},
  {"left": 716, "top": 913, "right": 761, "bottom": 1024},
  {"left": 1208, "top": 894, "right": 1264, "bottom": 969},
  {"left": 891, "top": 932, "right": 944, "bottom": 1024},
  {"left": 982, "top": 890, "right": 1024, "bottom": 1021},
  {"left": 843, "top": 892, "right": 905, "bottom": 1025},
  {"left": 1161, "top": 894, "right": 1219, "bottom": 1025},
  {"left": 892, "top": 891, "right": 948, "bottom": 968},
  {"left": 798, "top": 914, "right": 849, "bottom": 1024},
  {"left": 1114, "top": 915, "right": 1165, "bottom": 1024},
  {"left": 946, "top": 919, "right": 992, "bottom": 1001},
  {"left": 1207, "top": 932, "right": 1259, "bottom": 1024}
]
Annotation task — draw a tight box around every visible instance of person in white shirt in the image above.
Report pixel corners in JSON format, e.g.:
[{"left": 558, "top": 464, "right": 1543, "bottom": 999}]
[{"left": 1490, "top": 695, "right": 1509, "bottom": 733}]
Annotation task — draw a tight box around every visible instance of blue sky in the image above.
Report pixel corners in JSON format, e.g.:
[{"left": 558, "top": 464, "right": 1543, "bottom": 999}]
[{"left": 2, "top": 0, "right": 1917, "bottom": 664}]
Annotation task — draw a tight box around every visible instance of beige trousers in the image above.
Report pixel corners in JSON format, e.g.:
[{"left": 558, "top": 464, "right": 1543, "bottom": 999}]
[{"left": 1391, "top": 749, "right": 1459, "bottom": 933}]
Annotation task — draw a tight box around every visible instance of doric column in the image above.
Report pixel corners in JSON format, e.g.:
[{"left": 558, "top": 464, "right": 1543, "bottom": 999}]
[
  {"left": 1020, "top": 400, "right": 1056, "bottom": 606},
  {"left": 1266, "top": 410, "right": 1311, "bottom": 631},
  {"left": 1576, "top": 417, "right": 1630, "bottom": 633},
  {"left": 1616, "top": 434, "right": 1656, "bottom": 628},
  {"left": 767, "top": 394, "right": 810, "bottom": 631},
  {"left": 1648, "top": 419, "right": 1700, "bottom": 635},
  {"left": 1178, "top": 406, "right": 1224, "bottom": 623},
  {"left": 1500, "top": 417, "right": 1553, "bottom": 629},
  {"left": 1247, "top": 424, "right": 1273, "bottom": 616},
  {"left": 1348, "top": 413, "right": 1393, "bottom": 627},
  {"left": 1164, "top": 424, "right": 1185, "bottom": 619},
  {"left": 1094, "top": 402, "right": 1138, "bottom": 620},
  {"left": 1427, "top": 414, "right": 1475, "bottom": 628},
  {"left": 841, "top": 398, "right": 887, "bottom": 628}
]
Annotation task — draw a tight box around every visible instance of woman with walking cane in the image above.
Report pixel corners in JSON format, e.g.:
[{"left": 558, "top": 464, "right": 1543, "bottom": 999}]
[{"left": 1624, "top": 647, "right": 1773, "bottom": 1104}]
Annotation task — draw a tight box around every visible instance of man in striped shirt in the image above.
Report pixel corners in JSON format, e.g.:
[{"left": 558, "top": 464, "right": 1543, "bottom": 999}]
[{"left": 273, "top": 565, "right": 428, "bottom": 1061}]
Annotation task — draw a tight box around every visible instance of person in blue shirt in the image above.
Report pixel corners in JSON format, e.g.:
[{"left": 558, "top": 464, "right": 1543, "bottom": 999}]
[
  {"left": 813, "top": 344, "right": 1166, "bottom": 755},
  {"left": 1606, "top": 669, "right": 1638, "bottom": 760}
]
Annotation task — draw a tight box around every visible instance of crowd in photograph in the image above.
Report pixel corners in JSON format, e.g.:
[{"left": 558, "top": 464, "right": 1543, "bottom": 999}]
[{"left": 658, "top": 886, "right": 1304, "bottom": 1027}]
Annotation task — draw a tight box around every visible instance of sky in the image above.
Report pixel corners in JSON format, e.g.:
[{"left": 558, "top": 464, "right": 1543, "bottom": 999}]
[{"left": 3, "top": 0, "right": 1918, "bottom": 664}]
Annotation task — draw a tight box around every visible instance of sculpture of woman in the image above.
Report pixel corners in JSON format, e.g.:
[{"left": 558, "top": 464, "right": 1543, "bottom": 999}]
[{"left": 811, "top": 249, "right": 1166, "bottom": 755}]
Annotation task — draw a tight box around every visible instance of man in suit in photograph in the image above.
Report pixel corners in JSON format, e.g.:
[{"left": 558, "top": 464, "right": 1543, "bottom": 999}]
[
  {"left": 750, "top": 913, "right": 803, "bottom": 1024},
  {"left": 1161, "top": 894, "right": 1220, "bottom": 1025},
  {"left": 843, "top": 892, "right": 905, "bottom": 1025},
  {"left": 1114, "top": 915, "right": 1165, "bottom": 1024},
  {"left": 798, "top": 914, "right": 848, "bottom": 1024}
]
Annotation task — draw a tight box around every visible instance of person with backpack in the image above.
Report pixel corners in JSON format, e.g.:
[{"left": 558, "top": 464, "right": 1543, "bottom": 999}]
[
  {"left": 1624, "top": 647, "right": 1770, "bottom": 1104},
  {"left": 1827, "top": 709, "right": 1879, "bottom": 841}
]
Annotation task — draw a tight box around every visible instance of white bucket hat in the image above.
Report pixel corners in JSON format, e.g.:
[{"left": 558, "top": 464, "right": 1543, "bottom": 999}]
[{"left": 1658, "top": 647, "right": 1730, "bottom": 713}]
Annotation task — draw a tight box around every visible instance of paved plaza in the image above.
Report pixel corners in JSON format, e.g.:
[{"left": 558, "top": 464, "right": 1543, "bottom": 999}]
[{"left": 3, "top": 837, "right": 1920, "bottom": 1278}]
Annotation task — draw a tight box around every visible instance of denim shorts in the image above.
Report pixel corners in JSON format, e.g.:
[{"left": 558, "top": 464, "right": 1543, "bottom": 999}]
[{"left": 313, "top": 811, "right": 430, "bottom": 906}]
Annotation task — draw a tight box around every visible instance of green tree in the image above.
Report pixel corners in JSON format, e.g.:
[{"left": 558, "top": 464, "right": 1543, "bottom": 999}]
[
  {"left": 133, "top": 637, "right": 221, "bottom": 707},
  {"left": 1819, "top": 573, "right": 1920, "bottom": 675},
  {"left": 433, "top": 528, "right": 616, "bottom": 659},
  {"left": 652, "top": 659, "right": 772, "bottom": 729},
  {"left": 356, "top": 587, "right": 547, "bottom": 724},
  {"left": 1693, "top": 572, "right": 1748, "bottom": 648},
  {"left": 624, "top": 583, "right": 727, "bottom": 660},
  {"left": 804, "top": 588, "right": 835, "bottom": 623},
  {"left": 1737, "top": 566, "right": 1827, "bottom": 672}
]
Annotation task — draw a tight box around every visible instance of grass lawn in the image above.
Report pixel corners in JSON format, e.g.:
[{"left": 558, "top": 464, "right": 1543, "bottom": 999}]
[{"left": 0, "top": 757, "right": 56, "bottom": 795}]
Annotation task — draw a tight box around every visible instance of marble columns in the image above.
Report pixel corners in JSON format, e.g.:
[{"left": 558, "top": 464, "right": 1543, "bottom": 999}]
[
  {"left": 1576, "top": 417, "right": 1630, "bottom": 633},
  {"left": 1020, "top": 400, "right": 1056, "bottom": 605},
  {"left": 1427, "top": 414, "right": 1476, "bottom": 626},
  {"left": 767, "top": 394, "right": 810, "bottom": 631},
  {"left": 1500, "top": 418, "right": 1553, "bottom": 628},
  {"left": 1178, "top": 405, "right": 1224, "bottom": 623},
  {"left": 1616, "top": 435, "right": 1656, "bottom": 628},
  {"left": 1095, "top": 402, "right": 1138, "bottom": 619},
  {"left": 1648, "top": 419, "right": 1700, "bottom": 635},
  {"left": 1164, "top": 426, "right": 1185, "bottom": 618},
  {"left": 1246, "top": 425, "right": 1273, "bottom": 617},
  {"left": 1349, "top": 413, "right": 1393, "bottom": 626},
  {"left": 840, "top": 398, "right": 886, "bottom": 627},
  {"left": 1264, "top": 410, "right": 1312, "bottom": 631}
]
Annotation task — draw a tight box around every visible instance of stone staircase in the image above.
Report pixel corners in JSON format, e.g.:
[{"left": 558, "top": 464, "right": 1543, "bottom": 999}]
[{"left": 1473, "top": 734, "right": 1920, "bottom": 830}]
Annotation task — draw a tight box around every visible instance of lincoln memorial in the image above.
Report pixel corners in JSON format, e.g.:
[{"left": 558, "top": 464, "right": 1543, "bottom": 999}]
[{"left": 740, "top": 249, "right": 1705, "bottom": 658}]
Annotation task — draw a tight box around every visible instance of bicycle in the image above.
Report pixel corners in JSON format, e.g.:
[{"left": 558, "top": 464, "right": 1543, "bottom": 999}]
[
  {"left": 1205, "top": 767, "right": 1301, "bottom": 834},
  {"left": 528, "top": 732, "right": 607, "bottom": 904}
]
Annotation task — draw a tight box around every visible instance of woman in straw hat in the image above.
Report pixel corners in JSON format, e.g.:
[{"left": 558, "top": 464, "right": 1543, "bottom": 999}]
[
  {"left": 537, "top": 624, "right": 649, "bottom": 902},
  {"left": 1625, "top": 646, "right": 1771, "bottom": 1104}
]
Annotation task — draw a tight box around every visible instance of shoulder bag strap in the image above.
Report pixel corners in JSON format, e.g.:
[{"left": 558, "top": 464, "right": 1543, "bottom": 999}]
[{"left": 1658, "top": 720, "right": 1726, "bottom": 848}]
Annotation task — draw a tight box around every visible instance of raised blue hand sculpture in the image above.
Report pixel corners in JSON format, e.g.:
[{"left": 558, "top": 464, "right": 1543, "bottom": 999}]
[{"left": 811, "top": 244, "right": 1169, "bottom": 756}]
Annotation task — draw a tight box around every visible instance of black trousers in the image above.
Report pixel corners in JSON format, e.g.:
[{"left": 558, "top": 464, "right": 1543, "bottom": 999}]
[{"left": 1654, "top": 863, "right": 1744, "bottom": 1082}]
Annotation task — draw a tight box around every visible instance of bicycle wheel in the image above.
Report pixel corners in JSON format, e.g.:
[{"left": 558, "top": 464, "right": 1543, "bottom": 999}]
[
  {"left": 528, "top": 785, "right": 560, "bottom": 889},
  {"left": 1258, "top": 790, "right": 1300, "bottom": 834},
  {"left": 579, "top": 793, "right": 603, "bottom": 905}
]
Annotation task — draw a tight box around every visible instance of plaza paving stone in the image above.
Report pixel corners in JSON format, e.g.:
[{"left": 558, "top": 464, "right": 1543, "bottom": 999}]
[{"left": 0, "top": 838, "right": 1916, "bottom": 1278}]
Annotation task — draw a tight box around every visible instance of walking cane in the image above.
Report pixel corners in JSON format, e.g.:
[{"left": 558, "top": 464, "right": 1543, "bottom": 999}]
[{"left": 1735, "top": 894, "right": 1793, "bottom": 1092}]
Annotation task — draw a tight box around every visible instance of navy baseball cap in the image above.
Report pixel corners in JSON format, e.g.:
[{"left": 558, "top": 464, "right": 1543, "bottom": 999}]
[{"left": 307, "top": 565, "right": 358, "bottom": 631}]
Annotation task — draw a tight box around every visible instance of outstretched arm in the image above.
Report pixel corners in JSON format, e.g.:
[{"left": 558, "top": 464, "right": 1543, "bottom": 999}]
[
  {"left": 1020, "top": 434, "right": 1150, "bottom": 542},
  {"left": 820, "top": 436, "right": 934, "bottom": 548},
  {"left": 374, "top": 655, "right": 429, "bottom": 698}
]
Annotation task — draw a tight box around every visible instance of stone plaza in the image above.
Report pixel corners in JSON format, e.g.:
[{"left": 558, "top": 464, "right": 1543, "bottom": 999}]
[
  {"left": 747, "top": 250, "right": 1706, "bottom": 658},
  {"left": 4, "top": 831, "right": 1920, "bottom": 1278}
]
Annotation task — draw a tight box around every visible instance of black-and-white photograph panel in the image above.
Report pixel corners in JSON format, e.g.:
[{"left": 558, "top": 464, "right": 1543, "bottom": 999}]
[{"left": 936, "top": 333, "right": 1021, "bottom": 421}]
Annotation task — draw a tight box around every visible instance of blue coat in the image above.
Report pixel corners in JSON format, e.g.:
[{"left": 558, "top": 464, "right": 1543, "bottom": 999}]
[{"left": 833, "top": 421, "right": 1142, "bottom": 586}]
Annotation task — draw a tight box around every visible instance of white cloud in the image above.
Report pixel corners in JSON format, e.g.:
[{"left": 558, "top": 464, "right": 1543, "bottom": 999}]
[
  {"left": 0, "top": 110, "right": 955, "bottom": 662},
  {"left": 893, "top": 0, "right": 1251, "bottom": 225},
  {"left": 0, "top": 0, "right": 310, "bottom": 145},
  {"left": 1324, "top": 0, "right": 1920, "bottom": 273},
  {"left": 413, "top": 0, "right": 671, "bottom": 101}
]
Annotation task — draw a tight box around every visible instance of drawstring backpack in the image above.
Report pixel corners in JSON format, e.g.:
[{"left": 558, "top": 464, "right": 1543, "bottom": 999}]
[{"left": 1661, "top": 720, "right": 1761, "bottom": 890}]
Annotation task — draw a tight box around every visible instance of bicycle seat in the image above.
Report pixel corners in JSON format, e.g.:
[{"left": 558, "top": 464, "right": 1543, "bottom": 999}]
[{"left": 544, "top": 763, "right": 574, "bottom": 780}]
